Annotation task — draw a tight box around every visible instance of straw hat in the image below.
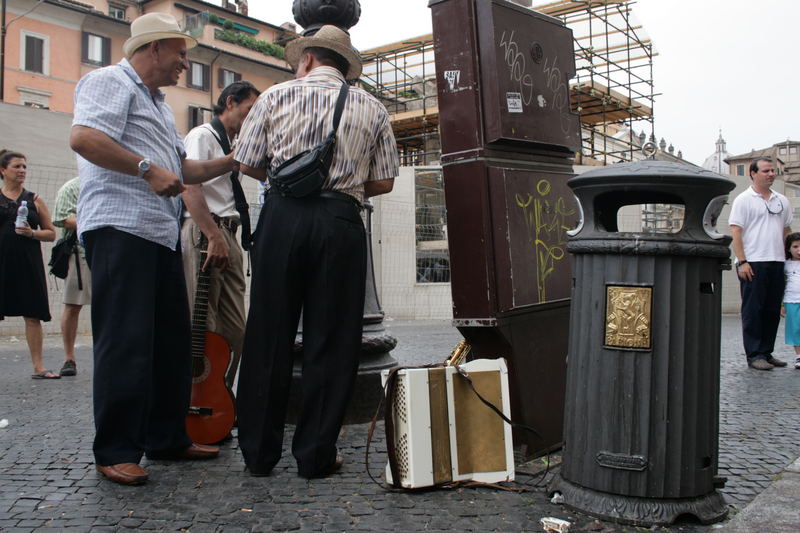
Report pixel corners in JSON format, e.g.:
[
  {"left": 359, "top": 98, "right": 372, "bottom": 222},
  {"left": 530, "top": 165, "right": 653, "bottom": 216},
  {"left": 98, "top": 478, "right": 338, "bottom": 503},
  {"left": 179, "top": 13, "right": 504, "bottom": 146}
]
[
  {"left": 285, "top": 25, "right": 362, "bottom": 80},
  {"left": 123, "top": 13, "right": 198, "bottom": 59}
]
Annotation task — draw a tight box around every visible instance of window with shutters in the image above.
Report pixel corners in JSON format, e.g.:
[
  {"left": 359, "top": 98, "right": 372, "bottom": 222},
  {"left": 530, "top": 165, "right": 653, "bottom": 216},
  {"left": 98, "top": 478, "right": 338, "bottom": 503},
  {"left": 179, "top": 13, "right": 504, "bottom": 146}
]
[
  {"left": 82, "top": 32, "right": 111, "bottom": 67},
  {"left": 219, "top": 68, "right": 241, "bottom": 89},
  {"left": 21, "top": 31, "right": 48, "bottom": 75},
  {"left": 187, "top": 61, "right": 210, "bottom": 91},
  {"left": 109, "top": 5, "right": 126, "bottom": 19},
  {"left": 188, "top": 105, "right": 213, "bottom": 130}
]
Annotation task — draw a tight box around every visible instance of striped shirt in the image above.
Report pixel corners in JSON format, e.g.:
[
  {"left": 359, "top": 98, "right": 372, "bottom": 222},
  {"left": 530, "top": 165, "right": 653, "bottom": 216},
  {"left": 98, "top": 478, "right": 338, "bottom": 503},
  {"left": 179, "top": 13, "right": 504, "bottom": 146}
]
[
  {"left": 235, "top": 66, "right": 399, "bottom": 203},
  {"left": 73, "top": 58, "right": 186, "bottom": 250},
  {"left": 52, "top": 176, "right": 80, "bottom": 240}
]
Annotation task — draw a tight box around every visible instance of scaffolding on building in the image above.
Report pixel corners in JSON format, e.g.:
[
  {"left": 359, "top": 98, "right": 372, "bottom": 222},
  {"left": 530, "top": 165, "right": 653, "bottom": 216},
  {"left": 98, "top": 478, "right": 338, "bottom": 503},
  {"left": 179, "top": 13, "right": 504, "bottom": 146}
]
[
  {"left": 358, "top": 0, "right": 656, "bottom": 167},
  {"left": 540, "top": 0, "right": 656, "bottom": 165},
  {"left": 360, "top": 35, "right": 438, "bottom": 167}
]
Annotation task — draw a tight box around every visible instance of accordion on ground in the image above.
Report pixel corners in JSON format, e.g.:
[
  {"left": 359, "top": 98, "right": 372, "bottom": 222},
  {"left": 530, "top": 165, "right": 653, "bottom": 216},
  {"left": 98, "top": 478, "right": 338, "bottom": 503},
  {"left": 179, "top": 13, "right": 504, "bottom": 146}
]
[{"left": 382, "top": 358, "right": 515, "bottom": 489}]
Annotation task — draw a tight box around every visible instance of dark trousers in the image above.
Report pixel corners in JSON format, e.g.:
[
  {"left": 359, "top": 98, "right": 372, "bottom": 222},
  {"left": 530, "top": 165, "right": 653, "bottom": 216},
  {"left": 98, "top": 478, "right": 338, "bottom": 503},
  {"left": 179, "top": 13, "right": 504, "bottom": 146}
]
[
  {"left": 740, "top": 261, "right": 785, "bottom": 362},
  {"left": 237, "top": 195, "right": 366, "bottom": 476},
  {"left": 84, "top": 228, "right": 193, "bottom": 465}
]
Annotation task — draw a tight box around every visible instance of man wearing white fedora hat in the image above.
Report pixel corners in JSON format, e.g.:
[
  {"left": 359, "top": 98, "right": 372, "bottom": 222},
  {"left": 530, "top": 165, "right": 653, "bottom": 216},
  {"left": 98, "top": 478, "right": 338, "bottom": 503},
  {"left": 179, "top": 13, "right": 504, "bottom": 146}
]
[
  {"left": 69, "top": 12, "right": 234, "bottom": 485},
  {"left": 234, "top": 24, "right": 399, "bottom": 478}
]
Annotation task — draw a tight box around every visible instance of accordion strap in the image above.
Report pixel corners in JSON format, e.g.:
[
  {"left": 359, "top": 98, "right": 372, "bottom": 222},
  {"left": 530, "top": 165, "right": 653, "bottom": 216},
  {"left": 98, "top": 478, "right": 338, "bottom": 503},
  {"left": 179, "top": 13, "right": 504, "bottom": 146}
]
[{"left": 365, "top": 365, "right": 403, "bottom": 490}]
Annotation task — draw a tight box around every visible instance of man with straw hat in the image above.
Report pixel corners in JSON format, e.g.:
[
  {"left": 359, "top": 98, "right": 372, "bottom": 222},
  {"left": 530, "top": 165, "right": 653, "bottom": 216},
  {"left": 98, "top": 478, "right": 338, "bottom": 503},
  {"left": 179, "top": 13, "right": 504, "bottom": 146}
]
[
  {"left": 234, "top": 25, "right": 399, "bottom": 478},
  {"left": 69, "top": 12, "right": 233, "bottom": 485}
]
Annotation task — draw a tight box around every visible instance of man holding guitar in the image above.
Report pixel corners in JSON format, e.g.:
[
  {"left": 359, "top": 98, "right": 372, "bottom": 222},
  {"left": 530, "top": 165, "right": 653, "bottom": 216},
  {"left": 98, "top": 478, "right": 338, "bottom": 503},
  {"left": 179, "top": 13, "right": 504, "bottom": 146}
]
[{"left": 181, "top": 81, "right": 260, "bottom": 443}]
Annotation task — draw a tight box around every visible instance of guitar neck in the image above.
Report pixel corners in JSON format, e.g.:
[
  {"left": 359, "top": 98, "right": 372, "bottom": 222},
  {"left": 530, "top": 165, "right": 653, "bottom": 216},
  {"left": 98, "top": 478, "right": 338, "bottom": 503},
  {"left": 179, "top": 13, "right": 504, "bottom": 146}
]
[{"left": 191, "top": 247, "right": 211, "bottom": 358}]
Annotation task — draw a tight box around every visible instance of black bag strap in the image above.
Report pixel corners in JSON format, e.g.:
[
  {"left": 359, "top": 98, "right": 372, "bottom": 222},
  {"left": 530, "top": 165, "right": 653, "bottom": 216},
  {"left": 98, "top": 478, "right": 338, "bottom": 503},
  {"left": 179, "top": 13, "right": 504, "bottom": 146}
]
[
  {"left": 208, "top": 117, "right": 252, "bottom": 251},
  {"left": 65, "top": 231, "right": 81, "bottom": 289},
  {"left": 330, "top": 81, "right": 350, "bottom": 134},
  {"left": 316, "top": 82, "right": 350, "bottom": 173},
  {"left": 74, "top": 246, "right": 83, "bottom": 291}
]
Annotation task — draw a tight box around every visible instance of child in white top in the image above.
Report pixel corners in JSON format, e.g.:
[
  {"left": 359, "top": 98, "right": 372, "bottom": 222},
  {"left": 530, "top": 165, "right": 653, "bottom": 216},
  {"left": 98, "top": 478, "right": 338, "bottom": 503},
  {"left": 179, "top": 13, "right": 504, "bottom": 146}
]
[{"left": 781, "top": 232, "right": 800, "bottom": 369}]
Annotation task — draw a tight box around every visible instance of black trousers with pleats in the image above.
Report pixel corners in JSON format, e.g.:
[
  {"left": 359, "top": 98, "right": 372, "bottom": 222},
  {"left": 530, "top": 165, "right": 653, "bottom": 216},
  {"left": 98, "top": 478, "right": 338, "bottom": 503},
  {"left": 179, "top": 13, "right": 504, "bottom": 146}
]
[
  {"left": 236, "top": 194, "right": 366, "bottom": 477},
  {"left": 84, "top": 227, "right": 193, "bottom": 466}
]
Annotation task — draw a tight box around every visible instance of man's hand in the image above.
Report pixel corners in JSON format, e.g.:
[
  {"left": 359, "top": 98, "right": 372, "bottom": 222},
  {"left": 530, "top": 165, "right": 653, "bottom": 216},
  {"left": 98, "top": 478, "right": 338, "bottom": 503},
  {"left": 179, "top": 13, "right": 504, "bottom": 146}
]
[
  {"left": 202, "top": 232, "right": 230, "bottom": 272},
  {"left": 781, "top": 304, "right": 787, "bottom": 318},
  {"left": 143, "top": 165, "right": 186, "bottom": 197},
  {"left": 737, "top": 262, "right": 754, "bottom": 282}
]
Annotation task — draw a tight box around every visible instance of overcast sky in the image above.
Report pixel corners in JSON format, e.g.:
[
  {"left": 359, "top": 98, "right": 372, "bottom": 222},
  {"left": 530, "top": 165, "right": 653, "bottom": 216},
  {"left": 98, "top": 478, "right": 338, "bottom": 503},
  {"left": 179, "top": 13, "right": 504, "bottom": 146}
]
[{"left": 240, "top": 0, "right": 799, "bottom": 166}]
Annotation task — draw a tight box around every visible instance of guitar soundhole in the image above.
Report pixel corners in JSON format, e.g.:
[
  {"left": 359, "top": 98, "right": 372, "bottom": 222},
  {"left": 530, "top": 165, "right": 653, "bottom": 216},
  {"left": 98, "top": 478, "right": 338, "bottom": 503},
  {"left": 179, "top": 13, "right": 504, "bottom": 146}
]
[{"left": 192, "top": 357, "right": 211, "bottom": 384}]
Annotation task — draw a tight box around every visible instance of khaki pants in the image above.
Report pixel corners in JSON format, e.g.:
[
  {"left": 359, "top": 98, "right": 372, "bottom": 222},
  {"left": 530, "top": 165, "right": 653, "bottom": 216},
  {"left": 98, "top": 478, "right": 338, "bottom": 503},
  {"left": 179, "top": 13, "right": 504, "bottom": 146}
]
[
  {"left": 63, "top": 251, "right": 92, "bottom": 306},
  {"left": 181, "top": 218, "right": 246, "bottom": 390}
]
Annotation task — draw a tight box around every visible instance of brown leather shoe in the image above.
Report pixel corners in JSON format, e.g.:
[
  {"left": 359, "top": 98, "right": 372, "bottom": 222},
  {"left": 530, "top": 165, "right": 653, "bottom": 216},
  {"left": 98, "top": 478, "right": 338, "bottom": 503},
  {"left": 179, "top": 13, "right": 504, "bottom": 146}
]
[
  {"left": 96, "top": 463, "right": 148, "bottom": 485},
  {"left": 148, "top": 442, "right": 220, "bottom": 461},
  {"left": 300, "top": 455, "right": 344, "bottom": 479},
  {"left": 766, "top": 356, "right": 788, "bottom": 367},
  {"left": 749, "top": 359, "right": 774, "bottom": 370}
]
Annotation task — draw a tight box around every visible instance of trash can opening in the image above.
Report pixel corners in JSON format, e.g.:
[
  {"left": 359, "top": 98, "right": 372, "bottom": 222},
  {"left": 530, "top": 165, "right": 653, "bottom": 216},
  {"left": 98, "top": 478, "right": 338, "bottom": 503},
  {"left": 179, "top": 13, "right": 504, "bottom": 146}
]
[{"left": 595, "top": 191, "right": 684, "bottom": 234}]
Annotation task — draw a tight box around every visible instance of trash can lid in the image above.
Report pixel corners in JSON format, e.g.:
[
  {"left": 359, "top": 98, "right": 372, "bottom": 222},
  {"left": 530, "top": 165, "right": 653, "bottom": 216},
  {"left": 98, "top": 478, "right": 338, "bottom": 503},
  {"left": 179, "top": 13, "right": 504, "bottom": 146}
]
[{"left": 569, "top": 160, "right": 735, "bottom": 192}]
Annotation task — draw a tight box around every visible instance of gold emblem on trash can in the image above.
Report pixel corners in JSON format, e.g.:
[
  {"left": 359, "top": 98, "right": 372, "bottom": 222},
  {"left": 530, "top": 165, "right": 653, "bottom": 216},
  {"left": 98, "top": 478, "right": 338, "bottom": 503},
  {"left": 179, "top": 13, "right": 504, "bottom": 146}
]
[{"left": 604, "top": 285, "right": 652, "bottom": 349}]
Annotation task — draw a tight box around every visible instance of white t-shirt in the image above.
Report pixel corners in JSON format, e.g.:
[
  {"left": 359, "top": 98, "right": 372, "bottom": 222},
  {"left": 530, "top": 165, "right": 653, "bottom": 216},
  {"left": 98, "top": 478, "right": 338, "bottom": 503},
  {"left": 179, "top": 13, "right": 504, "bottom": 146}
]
[
  {"left": 785, "top": 260, "right": 800, "bottom": 303},
  {"left": 729, "top": 186, "right": 792, "bottom": 262},
  {"left": 183, "top": 123, "right": 239, "bottom": 220}
]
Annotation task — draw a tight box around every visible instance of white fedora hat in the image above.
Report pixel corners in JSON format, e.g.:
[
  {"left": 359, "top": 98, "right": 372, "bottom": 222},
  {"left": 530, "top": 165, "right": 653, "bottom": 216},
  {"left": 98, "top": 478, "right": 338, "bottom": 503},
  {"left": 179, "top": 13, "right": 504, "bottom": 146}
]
[
  {"left": 123, "top": 13, "right": 198, "bottom": 59},
  {"left": 285, "top": 25, "right": 362, "bottom": 80}
]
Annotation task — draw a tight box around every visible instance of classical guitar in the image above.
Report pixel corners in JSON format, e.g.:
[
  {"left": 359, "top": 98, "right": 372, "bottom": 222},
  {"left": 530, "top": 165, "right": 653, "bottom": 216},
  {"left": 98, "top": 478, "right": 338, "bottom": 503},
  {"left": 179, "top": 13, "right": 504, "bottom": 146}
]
[{"left": 186, "top": 236, "right": 236, "bottom": 444}]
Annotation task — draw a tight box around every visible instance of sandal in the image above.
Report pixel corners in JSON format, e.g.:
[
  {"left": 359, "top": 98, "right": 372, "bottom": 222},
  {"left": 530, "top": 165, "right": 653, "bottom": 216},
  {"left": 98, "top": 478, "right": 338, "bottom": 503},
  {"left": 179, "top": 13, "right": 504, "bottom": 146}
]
[
  {"left": 31, "top": 370, "right": 61, "bottom": 380},
  {"left": 60, "top": 360, "right": 77, "bottom": 377}
]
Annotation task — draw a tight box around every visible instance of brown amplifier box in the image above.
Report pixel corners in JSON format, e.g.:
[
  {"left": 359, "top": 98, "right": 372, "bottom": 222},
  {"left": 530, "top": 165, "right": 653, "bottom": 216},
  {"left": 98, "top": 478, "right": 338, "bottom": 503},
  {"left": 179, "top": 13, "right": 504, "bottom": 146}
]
[{"left": 430, "top": 0, "right": 580, "bottom": 155}]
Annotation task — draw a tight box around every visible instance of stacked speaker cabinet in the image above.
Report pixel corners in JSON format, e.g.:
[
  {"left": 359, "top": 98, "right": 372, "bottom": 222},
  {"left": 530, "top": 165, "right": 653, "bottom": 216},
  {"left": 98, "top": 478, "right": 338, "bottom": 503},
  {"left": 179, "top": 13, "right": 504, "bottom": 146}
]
[{"left": 429, "top": 0, "right": 581, "bottom": 455}]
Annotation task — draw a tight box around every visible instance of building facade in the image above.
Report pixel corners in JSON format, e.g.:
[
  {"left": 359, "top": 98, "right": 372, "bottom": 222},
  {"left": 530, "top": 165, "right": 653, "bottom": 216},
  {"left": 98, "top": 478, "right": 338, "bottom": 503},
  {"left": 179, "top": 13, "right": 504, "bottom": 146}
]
[
  {"left": 0, "top": 0, "right": 296, "bottom": 336},
  {"left": 1, "top": 0, "right": 294, "bottom": 134}
]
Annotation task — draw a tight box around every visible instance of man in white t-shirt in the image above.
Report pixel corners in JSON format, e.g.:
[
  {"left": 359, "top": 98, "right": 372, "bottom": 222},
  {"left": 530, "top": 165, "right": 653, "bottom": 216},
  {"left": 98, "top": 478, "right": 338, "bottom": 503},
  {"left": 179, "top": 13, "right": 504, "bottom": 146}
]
[
  {"left": 729, "top": 158, "right": 793, "bottom": 370},
  {"left": 181, "top": 81, "right": 260, "bottom": 391}
]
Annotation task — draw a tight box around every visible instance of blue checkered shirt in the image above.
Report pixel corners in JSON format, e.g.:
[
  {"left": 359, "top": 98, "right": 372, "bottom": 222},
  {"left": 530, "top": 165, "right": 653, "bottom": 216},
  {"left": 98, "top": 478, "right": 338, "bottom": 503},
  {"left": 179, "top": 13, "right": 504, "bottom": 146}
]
[{"left": 73, "top": 58, "right": 186, "bottom": 250}]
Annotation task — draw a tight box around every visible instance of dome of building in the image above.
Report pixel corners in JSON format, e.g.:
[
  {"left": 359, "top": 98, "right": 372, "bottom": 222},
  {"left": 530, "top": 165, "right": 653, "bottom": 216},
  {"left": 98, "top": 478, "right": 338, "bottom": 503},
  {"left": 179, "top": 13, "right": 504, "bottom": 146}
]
[{"left": 703, "top": 131, "right": 730, "bottom": 174}]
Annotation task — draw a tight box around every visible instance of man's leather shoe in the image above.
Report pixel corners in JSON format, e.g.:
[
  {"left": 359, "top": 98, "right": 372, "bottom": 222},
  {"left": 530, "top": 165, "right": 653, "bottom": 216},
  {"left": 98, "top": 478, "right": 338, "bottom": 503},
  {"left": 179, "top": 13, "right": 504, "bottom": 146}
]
[
  {"left": 749, "top": 359, "right": 774, "bottom": 370},
  {"left": 148, "top": 442, "right": 220, "bottom": 461},
  {"left": 300, "top": 455, "right": 344, "bottom": 479},
  {"left": 766, "top": 356, "right": 788, "bottom": 367},
  {"left": 96, "top": 463, "right": 148, "bottom": 485}
]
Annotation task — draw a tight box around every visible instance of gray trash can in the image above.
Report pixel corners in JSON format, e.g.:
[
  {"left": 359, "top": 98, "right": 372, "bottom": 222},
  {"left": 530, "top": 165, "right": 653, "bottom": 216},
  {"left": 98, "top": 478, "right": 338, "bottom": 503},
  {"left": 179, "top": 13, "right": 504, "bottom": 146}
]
[{"left": 551, "top": 160, "right": 734, "bottom": 526}]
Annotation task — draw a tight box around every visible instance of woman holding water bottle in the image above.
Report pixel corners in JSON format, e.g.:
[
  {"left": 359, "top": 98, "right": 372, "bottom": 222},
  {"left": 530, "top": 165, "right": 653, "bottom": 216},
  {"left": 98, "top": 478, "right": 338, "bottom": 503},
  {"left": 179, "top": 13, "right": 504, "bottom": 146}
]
[{"left": 0, "top": 149, "right": 57, "bottom": 379}]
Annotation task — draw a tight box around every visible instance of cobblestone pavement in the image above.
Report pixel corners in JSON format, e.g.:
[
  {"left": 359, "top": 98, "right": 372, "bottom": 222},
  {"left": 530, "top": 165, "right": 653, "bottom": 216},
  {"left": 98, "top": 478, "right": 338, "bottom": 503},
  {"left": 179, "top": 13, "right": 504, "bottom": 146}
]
[
  {"left": 0, "top": 316, "right": 797, "bottom": 532},
  {"left": 717, "top": 316, "right": 800, "bottom": 509}
]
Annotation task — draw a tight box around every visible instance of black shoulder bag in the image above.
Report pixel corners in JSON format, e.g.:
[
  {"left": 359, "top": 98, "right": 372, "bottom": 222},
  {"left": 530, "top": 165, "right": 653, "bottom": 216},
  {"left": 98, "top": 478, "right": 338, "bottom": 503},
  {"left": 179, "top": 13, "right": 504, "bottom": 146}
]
[
  {"left": 49, "top": 231, "right": 78, "bottom": 281},
  {"left": 208, "top": 117, "right": 253, "bottom": 251},
  {"left": 268, "top": 82, "right": 349, "bottom": 198}
]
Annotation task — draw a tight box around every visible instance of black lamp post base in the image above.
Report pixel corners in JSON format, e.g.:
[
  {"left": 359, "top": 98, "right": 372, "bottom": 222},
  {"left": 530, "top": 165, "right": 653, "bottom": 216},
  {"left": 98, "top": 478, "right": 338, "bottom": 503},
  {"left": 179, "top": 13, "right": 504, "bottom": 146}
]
[{"left": 286, "top": 331, "right": 398, "bottom": 425}]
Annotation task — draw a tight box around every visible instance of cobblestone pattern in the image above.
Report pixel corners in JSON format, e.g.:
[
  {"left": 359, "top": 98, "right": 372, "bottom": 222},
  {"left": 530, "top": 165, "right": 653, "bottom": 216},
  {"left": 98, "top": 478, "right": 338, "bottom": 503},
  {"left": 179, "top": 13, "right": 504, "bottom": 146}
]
[
  {"left": 717, "top": 316, "right": 800, "bottom": 508},
  {"left": 0, "top": 317, "right": 796, "bottom": 532}
]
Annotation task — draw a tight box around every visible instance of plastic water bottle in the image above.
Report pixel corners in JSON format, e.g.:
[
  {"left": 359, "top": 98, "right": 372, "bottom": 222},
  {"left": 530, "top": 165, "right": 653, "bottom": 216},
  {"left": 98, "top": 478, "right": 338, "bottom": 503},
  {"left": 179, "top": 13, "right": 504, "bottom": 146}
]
[{"left": 15, "top": 201, "right": 28, "bottom": 228}]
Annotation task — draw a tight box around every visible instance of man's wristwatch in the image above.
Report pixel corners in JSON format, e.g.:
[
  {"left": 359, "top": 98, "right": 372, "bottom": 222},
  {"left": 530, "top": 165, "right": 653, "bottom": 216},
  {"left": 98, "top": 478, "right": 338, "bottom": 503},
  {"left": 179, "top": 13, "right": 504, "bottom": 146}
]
[
  {"left": 137, "top": 158, "right": 151, "bottom": 180},
  {"left": 736, "top": 259, "right": 748, "bottom": 268}
]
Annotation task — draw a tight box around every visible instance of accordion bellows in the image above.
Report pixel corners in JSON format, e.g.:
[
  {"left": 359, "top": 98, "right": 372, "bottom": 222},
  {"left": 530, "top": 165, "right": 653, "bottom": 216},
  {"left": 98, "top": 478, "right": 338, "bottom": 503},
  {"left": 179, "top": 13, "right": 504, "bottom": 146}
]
[{"left": 382, "top": 358, "right": 515, "bottom": 488}]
